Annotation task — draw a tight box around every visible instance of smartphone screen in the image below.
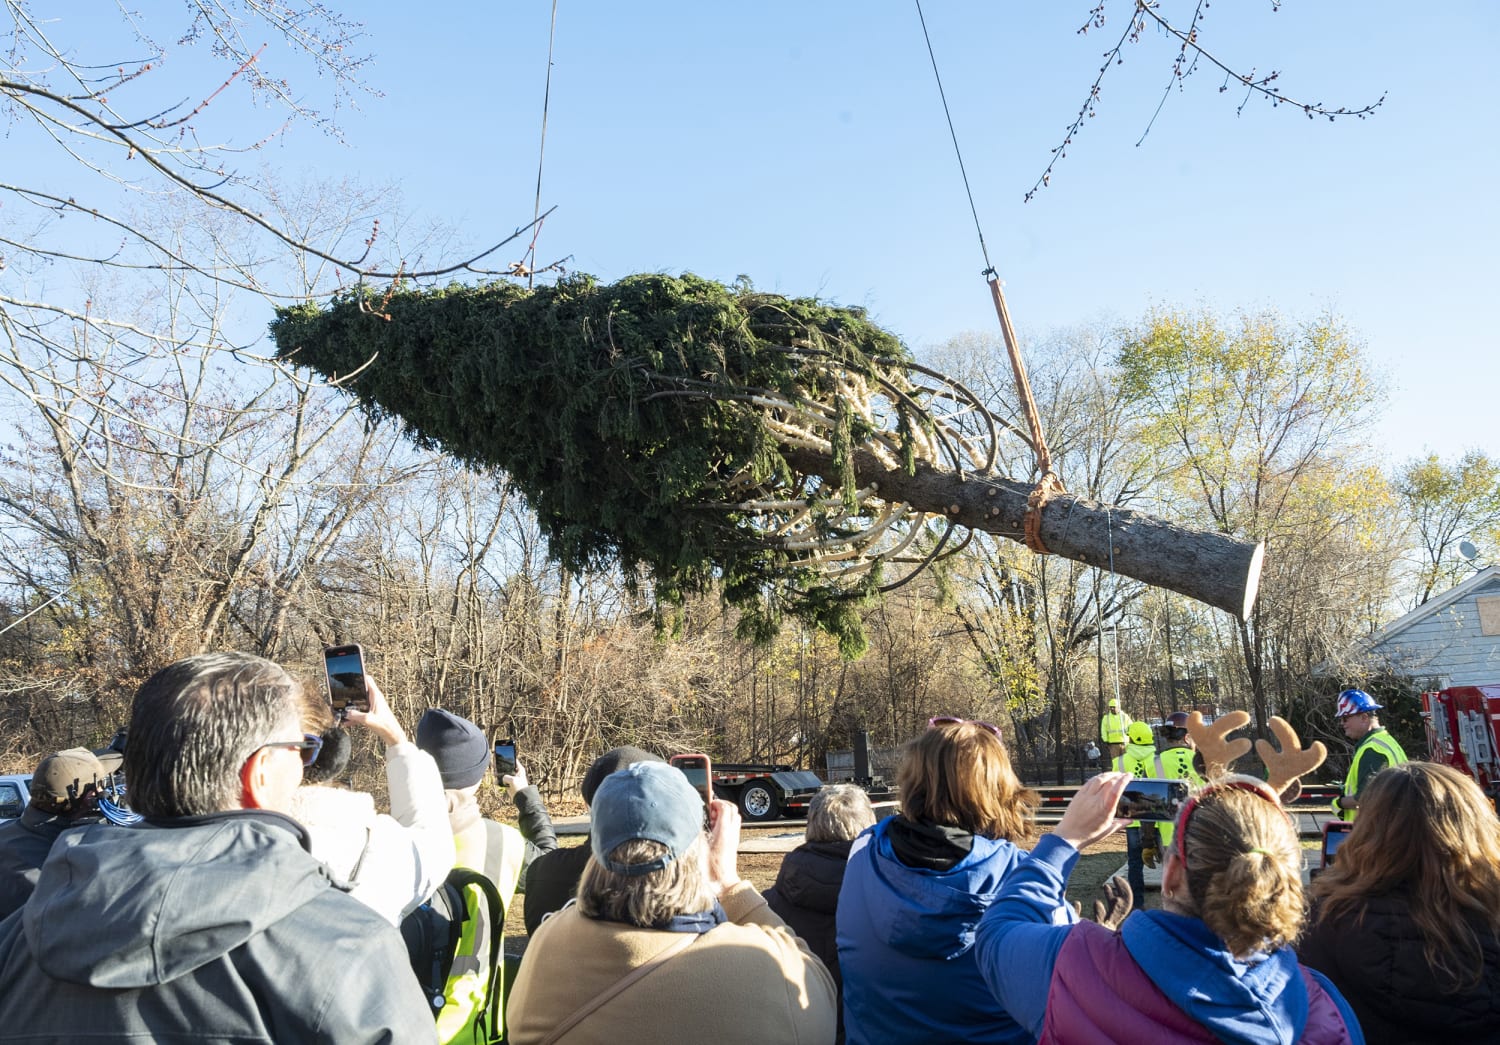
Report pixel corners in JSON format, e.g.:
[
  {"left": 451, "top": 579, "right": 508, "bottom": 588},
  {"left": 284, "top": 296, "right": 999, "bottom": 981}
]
[
  {"left": 323, "top": 644, "right": 370, "bottom": 714},
  {"left": 1116, "top": 778, "right": 1190, "bottom": 822},
  {"left": 670, "top": 754, "right": 713, "bottom": 808},
  {"left": 1322, "top": 822, "right": 1352, "bottom": 867},
  {"left": 494, "top": 739, "right": 517, "bottom": 778}
]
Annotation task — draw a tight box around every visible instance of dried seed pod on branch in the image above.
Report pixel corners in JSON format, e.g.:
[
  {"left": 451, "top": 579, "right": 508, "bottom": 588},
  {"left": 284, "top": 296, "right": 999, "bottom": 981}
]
[{"left": 271, "top": 273, "right": 1263, "bottom": 655}]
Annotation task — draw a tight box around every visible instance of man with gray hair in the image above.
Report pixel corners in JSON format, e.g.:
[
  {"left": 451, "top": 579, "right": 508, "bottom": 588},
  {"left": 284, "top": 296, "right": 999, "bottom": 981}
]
[
  {"left": 0, "top": 652, "right": 435, "bottom": 1043},
  {"left": 764, "top": 784, "right": 877, "bottom": 1042}
]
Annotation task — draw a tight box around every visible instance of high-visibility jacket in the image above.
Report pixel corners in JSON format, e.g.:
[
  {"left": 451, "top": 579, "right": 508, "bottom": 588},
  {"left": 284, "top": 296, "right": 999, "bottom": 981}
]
[
  {"left": 1113, "top": 746, "right": 1163, "bottom": 830},
  {"left": 1155, "top": 745, "right": 1203, "bottom": 846},
  {"left": 1100, "top": 711, "right": 1131, "bottom": 745},
  {"left": 1339, "top": 728, "right": 1407, "bottom": 822}
]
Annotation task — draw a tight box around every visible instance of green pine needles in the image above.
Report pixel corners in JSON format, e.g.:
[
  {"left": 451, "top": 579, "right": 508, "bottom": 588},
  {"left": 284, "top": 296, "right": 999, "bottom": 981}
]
[{"left": 270, "top": 273, "right": 920, "bottom": 657}]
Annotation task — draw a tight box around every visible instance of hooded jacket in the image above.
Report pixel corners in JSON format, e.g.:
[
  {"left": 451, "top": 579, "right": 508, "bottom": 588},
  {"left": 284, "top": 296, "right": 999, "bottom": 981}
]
[
  {"left": 0, "top": 810, "right": 436, "bottom": 1044},
  {"left": 286, "top": 740, "right": 454, "bottom": 925},
  {"left": 975, "top": 834, "right": 1363, "bottom": 1045},
  {"left": 1300, "top": 889, "right": 1500, "bottom": 1044},
  {"left": 836, "top": 815, "right": 1068, "bottom": 1045}
]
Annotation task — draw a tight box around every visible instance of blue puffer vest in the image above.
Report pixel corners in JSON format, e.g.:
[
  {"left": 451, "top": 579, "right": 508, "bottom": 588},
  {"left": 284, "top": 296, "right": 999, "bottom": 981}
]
[{"left": 1042, "top": 921, "right": 1358, "bottom": 1045}]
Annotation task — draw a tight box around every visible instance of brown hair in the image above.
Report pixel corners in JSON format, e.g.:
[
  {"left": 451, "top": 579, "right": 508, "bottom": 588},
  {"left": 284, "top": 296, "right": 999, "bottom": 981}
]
[
  {"left": 897, "top": 720, "right": 1038, "bottom": 842},
  {"left": 1311, "top": 761, "right": 1500, "bottom": 988},
  {"left": 1177, "top": 778, "right": 1305, "bottom": 959},
  {"left": 577, "top": 836, "right": 715, "bottom": 927}
]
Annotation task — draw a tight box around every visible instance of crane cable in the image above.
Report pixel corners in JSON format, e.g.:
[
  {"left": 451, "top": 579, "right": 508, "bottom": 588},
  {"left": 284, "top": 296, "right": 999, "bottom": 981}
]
[
  {"left": 914, "top": 0, "right": 1065, "bottom": 553},
  {"left": 522, "top": 0, "right": 560, "bottom": 289}
]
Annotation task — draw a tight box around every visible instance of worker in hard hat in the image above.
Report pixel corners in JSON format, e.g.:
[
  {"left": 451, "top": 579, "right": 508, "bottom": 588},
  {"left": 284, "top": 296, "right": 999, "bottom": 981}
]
[
  {"left": 1111, "top": 719, "right": 1163, "bottom": 910},
  {"left": 1332, "top": 689, "right": 1407, "bottom": 822},
  {"left": 1099, "top": 698, "right": 1131, "bottom": 764},
  {"left": 1152, "top": 712, "right": 1204, "bottom": 855}
]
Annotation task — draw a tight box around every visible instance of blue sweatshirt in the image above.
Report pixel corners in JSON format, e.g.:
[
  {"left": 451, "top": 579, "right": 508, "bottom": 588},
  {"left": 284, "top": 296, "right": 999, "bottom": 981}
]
[{"left": 974, "top": 834, "right": 1363, "bottom": 1045}]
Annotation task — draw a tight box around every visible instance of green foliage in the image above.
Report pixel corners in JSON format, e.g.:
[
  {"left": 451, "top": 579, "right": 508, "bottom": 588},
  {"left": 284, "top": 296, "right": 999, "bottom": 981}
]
[
  {"left": 1395, "top": 450, "right": 1500, "bottom": 603},
  {"left": 270, "top": 273, "right": 910, "bottom": 656}
]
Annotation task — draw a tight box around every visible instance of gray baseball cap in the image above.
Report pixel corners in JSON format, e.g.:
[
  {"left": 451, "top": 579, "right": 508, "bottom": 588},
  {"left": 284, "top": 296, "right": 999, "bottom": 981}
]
[{"left": 589, "top": 761, "right": 704, "bottom": 877}]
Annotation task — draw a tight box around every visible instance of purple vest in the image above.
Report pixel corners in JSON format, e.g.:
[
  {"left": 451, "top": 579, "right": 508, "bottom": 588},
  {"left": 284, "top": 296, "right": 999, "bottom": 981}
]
[{"left": 1040, "top": 921, "right": 1354, "bottom": 1045}]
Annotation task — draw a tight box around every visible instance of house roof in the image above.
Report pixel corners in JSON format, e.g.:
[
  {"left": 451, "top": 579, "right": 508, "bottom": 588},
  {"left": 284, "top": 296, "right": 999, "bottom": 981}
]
[{"left": 1361, "top": 565, "right": 1500, "bottom": 649}]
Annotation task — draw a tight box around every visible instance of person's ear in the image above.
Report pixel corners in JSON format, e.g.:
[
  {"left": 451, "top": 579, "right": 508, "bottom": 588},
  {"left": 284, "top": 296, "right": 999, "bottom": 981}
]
[
  {"left": 1162, "top": 849, "right": 1187, "bottom": 900},
  {"left": 239, "top": 748, "right": 274, "bottom": 809}
]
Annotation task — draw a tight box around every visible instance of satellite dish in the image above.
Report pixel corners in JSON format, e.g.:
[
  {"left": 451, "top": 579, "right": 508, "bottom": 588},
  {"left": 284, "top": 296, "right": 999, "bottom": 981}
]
[{"left": 1460, "top": 539, "right": 1480, "bottom": 561}]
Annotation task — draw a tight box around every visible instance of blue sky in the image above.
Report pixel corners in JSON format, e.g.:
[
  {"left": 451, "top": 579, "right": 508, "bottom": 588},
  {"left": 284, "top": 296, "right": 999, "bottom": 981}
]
[{"left": 39, "top": 2, "right": 1500, "bottom": 465}]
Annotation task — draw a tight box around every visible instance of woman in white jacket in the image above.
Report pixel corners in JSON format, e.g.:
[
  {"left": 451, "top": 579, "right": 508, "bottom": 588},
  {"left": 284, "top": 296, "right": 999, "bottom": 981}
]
[{"left": 288, "top": 675, "right": 455, "bottom": 925}]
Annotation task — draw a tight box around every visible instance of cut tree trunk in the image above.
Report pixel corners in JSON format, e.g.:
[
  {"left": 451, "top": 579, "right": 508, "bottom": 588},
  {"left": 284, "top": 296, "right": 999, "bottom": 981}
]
[{"left": 785, "top": 447, "right": 1264, "bottom": 620}]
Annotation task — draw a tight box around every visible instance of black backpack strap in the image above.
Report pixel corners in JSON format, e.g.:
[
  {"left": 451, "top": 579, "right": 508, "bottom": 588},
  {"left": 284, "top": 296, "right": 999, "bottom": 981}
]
[{"left": 446, "top": 867, "right": 507, "bottom": 1043}]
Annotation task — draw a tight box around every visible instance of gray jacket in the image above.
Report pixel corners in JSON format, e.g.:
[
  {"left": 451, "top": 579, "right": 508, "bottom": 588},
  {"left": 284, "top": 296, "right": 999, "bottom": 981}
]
[{"left": 0, "top": 809, "right": 436, "bottom": 1044}]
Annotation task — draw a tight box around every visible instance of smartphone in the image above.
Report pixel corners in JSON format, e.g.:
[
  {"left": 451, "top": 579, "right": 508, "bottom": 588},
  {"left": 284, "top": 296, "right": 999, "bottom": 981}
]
[
  {"left": 322, "top": 643, "right": 370, "bottom": 716},
  {"left": 669, "top": 753, "right": 713, "bottom": 808},
  {"left": 1116, "top": 777, "right": 1191, "bottom": 822},
  {"left": 1321, "top": 820, "right": 1352, "bottom": 868},
  {"left": 494, "top": 738, "right": 517, "bottom": 778}
]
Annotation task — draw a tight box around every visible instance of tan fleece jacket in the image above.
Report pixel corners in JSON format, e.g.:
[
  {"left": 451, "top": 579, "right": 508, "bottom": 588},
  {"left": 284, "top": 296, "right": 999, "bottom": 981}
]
[{"left": 507, "top": 880, "right": 836, "bottom": 1045}]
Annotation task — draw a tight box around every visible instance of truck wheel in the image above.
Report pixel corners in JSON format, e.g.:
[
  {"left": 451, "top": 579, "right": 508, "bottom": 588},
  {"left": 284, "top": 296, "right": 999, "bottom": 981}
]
[{"left": 738, "top": 781, "right": 779, "bottom": 822}]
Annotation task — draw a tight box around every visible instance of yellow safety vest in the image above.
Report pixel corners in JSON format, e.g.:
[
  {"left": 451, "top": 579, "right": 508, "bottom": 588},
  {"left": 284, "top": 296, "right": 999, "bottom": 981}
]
[
  {"left": 1340, "top": 728, "right": 1407, "bottom": 822},
  {"left": 1100, "top": 712, "right": 1130, "bottom": 744},
  {"left": 1155, "top": 745, "right": 1203, "bottom": 846},
  {"left": 1113, "top": 749, "right": 1164, "bottom": 830}
]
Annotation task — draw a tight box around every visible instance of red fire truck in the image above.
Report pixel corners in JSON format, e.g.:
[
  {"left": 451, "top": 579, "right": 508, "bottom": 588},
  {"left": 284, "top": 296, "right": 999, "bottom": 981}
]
[{"left": 1421, "top": 684, "right": 1500, "bottom": 801}]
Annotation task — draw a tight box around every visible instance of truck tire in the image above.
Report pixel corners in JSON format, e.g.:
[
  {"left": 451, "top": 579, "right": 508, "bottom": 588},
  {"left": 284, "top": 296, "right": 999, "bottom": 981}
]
[{"left": 737, "top": 780, "right": 779, "bottom": 822}]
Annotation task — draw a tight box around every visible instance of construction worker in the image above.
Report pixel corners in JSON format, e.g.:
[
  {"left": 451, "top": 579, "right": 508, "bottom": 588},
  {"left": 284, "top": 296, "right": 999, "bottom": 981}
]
[
  {"left": 1332, "top": 688, "right": 1407, "bottom": 822},
  {"left": 1099, "top": 698, "right": 1131, "bottom": 763},
  {"left": 1112, "top": 720, "right": 1163, "bottom": 910},
  {"left": 1154, "top": 711, "right": 1205, "bottom": 851}
]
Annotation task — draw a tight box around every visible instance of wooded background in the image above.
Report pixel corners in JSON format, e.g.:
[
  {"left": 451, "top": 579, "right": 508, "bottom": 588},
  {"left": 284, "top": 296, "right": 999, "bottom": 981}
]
[{"left": 2, "top": 2, "right": 1491, "bottom": 792}]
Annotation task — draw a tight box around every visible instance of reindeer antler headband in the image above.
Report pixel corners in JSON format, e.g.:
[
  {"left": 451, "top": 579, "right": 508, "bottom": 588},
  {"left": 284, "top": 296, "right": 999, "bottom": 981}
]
[{"left": 1185, "top": 711, "right": 1326, "bottom": 798}]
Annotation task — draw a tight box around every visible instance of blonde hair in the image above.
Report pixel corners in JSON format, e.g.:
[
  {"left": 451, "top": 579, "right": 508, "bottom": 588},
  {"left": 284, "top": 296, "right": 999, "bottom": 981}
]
[
  {"left": 1177, "top": 777, "right": 1305, "bottom": 959},
  {"left": 1311, "top": 761, "right": 1500, "bottom": 989},
  {"left": 897, "top": 721, "right": 1038, "bottom": 842},
  {"left": 577, "top": 836, "right": 715, "bottom": 927},
  {"left": 807, "top": 784, "right": 876, "bottom": 843}
]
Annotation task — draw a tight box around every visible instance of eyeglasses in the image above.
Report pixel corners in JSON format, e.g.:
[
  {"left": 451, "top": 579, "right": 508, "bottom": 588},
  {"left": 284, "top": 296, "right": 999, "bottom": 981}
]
[
  {"left": 1174, "top": 777, "right": 1284, "bottom": 868},
  {"left": 253, "top": 733, "right": 325, "bottom": 767},
  {"left": 928, "top": 716, "right": 1003, "bottom": 741}
]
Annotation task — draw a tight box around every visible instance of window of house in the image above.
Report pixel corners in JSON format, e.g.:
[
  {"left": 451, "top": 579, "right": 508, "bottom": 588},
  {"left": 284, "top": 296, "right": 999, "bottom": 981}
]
[{"left": 1477, "top": 595, "right": 1500, "bottom": 636}]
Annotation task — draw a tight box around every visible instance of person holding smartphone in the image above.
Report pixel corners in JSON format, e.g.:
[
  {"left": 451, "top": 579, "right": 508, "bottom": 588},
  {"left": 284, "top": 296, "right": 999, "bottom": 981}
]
[
  {"left": 975, "top": 773, "right": 1362, "bottom": 1045},
  {"left": 414, "top": 711, "right": 557, "bottom": 908},
  {"left": 507, "top": 761, "right": 836, "bottom": 1045},
  {"left": 288, "top": 672, "right": 455, "bottom": 926}
]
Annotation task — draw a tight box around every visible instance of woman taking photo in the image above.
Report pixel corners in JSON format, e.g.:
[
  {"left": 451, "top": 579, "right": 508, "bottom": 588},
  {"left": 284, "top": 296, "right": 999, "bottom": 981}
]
[
  {"left": 976, "top": 772, "right": 1362, "bottom": 1045},
  {"left": 1300, "top": 761, "right": 1500, "bottom": 1044},
  {"left": 837, "top": 717, "right": 1060, "bottom": 1045}
]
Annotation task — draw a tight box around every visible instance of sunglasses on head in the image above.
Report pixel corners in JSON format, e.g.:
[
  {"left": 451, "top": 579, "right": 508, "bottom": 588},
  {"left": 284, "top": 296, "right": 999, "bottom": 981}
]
[
  {"left": 928, "top": 716, "right": 1003, "bottom": 741},
  {"left": 1174, "top": 777, "right": 1285, "bottom": 867},
  {"left": 255, "top": 733, "right": 325, "bottom": 767}
]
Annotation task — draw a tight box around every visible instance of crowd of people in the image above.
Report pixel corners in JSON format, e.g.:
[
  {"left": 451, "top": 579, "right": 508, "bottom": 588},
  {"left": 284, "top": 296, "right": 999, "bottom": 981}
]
[{"left": 0, "top": 658, "right": 1496, "bottom": 1044}]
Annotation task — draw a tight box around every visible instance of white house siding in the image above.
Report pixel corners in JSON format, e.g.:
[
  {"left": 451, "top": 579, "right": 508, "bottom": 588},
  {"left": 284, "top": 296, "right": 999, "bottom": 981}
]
[{"left": 1364, "top": 575, "right": 1500, "bottom": 687}]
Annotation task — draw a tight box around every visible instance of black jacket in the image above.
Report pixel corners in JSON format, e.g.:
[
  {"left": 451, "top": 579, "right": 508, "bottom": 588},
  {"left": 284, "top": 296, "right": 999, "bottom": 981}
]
[
  {"left": 0, "top": 807, "right": 102, "bottom": 920},
  {"left": 1300, "top": 889, "right": 1500, "bottom": 1045},
  {"left": 763, "top": 838, "right": 853, "bottom": 1040},
  {"left": 0, "top": 810, "right": 435, "bottom": 1043},
  {"left": 523, "top": 840, "right": 591, "bottom": 934}
]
